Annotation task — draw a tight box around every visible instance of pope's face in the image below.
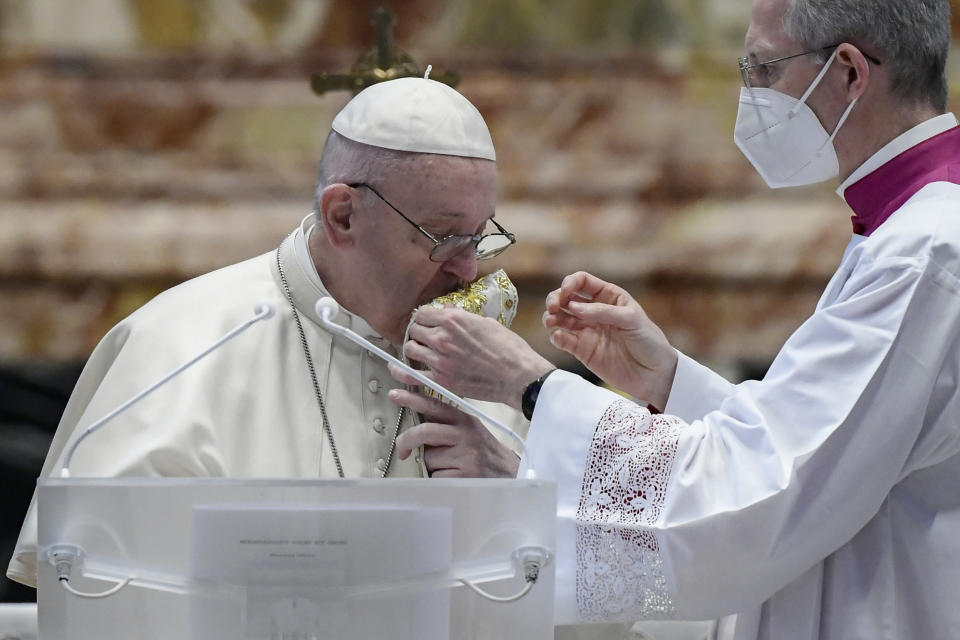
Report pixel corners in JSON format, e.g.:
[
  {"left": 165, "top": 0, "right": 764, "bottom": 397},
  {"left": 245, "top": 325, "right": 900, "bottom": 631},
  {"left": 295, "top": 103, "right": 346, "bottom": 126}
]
[{"left": 348, "top": 155, "right": 498, "bottom": 345}]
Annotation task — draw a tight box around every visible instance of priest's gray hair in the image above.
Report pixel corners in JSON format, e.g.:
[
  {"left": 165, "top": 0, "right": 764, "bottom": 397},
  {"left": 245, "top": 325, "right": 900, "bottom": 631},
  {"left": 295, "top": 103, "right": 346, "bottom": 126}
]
[
  {"left": 313, "top": 131, "right": 423, "bottom": 211},
  {"left": 783, "top": 0, "right": 951, "bottom": 112}
]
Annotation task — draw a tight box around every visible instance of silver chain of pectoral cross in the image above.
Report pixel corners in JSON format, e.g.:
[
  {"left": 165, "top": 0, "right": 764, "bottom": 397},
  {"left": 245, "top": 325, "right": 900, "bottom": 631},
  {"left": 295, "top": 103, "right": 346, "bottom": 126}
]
[{"left": 275, "top": 244, "right": 403, "bottom": 479}]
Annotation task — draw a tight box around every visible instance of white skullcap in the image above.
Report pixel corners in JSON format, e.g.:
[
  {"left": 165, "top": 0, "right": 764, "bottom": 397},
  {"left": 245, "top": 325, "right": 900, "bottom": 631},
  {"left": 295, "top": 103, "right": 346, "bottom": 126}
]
[{"left": 331, "top": 77, "right": 496, "bottom": 161}]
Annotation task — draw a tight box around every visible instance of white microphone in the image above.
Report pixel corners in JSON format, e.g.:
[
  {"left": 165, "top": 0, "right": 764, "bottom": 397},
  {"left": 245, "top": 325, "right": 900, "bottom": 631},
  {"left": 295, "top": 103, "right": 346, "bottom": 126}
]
[
  {"left": 314, "top": 297, "right": 536, "bottom": 479},
  {"left": 59, "top": 303, "right": 276, "bottom": 478}
]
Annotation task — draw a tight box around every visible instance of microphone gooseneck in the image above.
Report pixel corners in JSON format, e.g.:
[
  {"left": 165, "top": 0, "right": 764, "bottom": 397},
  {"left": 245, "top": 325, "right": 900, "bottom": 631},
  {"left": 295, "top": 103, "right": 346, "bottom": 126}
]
[
  {"left": 59, "top": 303, "right": 276, "bottom": 478},
  {"left": 313, "top": 297, "right": 536, "bottom": 479},
  {"left": 315, "top": 297, "right": 340, "bottom": 322}
]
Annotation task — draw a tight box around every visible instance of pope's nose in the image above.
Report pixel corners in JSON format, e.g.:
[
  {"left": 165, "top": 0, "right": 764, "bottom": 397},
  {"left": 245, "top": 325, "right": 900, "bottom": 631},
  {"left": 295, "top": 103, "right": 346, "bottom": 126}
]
[{"left": 441, "top": 247, "right": 479, "bottom": 283}]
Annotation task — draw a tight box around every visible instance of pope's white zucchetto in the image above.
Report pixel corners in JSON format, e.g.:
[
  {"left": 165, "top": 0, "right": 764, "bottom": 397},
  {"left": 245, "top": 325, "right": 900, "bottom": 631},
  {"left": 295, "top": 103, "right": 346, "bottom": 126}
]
[{"left": 331, "top": 77, "right": 496, "bottom": 162}]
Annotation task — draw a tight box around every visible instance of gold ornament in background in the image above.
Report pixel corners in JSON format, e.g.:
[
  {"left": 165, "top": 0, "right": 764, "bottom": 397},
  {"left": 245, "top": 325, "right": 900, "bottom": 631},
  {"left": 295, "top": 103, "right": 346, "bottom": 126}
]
[{"left": 310, "top": 7, "right": 459, "bottom": 96}]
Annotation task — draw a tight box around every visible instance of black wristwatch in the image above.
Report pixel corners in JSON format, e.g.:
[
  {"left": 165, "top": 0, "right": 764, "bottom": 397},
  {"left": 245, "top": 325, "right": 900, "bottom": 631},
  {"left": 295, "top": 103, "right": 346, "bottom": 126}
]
[{"left": 521, "top": 369, "right": 557, "bottom": 420}]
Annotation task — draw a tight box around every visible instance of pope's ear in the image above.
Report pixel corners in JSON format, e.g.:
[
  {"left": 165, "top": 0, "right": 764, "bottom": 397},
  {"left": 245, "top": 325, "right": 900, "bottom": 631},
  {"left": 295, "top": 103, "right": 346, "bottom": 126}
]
[{"left": 318, "top": 183, "right": 356, "bottom": 250}]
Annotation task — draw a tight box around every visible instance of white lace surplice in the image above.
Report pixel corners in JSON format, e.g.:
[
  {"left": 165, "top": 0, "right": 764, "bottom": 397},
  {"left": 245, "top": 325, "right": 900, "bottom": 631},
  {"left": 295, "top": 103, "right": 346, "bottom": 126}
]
[
  {"left": 576, "top": 400, "right": 681, "bottom": 622},
  {"left": 518, "top": 372, "right": 690, "bottom": 624}
]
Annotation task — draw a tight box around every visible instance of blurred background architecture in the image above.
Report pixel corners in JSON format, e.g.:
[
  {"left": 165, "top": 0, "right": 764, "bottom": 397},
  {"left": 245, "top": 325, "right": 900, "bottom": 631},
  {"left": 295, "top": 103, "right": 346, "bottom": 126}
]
[{"left": 1, "top": 0, "right": 958, "bottom": 605}]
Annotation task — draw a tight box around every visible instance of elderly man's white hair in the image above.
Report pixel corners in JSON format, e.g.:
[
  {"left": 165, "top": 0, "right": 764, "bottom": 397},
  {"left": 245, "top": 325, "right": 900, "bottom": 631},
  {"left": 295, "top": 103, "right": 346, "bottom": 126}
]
[{"left": 785, "top": 0, "right": 952, "bottom": 111}]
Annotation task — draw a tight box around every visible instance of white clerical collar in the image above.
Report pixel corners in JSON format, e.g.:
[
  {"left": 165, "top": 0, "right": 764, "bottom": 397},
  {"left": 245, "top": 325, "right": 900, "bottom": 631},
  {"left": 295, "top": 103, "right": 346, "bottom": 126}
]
[
  {"left": 837, "top": 112, "right": 959, "bottom": 200},
  {"left": 291, "top": 215, "right": 383, "bottom": 341}
]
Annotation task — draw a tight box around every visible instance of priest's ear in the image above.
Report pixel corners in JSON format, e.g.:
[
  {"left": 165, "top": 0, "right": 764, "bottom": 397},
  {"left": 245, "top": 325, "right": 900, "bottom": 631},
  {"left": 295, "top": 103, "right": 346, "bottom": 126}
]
[
  {"left": 317, "top": 183, "right": 357, "bottom": 250},
  {"left": 836, "top": 43, "right": 871, "bottom": 103}
]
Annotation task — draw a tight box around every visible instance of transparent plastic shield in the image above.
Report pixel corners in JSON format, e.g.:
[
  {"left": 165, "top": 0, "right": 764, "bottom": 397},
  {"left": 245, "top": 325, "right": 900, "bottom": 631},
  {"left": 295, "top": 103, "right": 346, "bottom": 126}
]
[{"left": 36, "top": 478, "right": 555, "bottom": 640}]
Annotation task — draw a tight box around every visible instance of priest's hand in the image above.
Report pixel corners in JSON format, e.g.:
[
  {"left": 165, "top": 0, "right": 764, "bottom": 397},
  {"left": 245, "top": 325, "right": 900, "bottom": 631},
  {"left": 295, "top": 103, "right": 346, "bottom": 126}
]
[
  {"left": 543, "top": 271, "right": 678, "bottom": 410},
  {"left": 389, "top": 389, "right": 520, "bottom": 478},
  {"left": 395, "top": 308, "right": 555, "bottom": 409}
]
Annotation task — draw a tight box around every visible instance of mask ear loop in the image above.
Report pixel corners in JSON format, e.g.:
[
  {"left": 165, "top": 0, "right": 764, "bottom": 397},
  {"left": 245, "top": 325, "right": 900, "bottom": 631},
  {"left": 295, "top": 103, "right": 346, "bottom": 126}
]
[
  {"left": 809, "top": 48, "right": 859, "bottom": 155},
  {"left": 788, "top": 47, "right": 840, "bottom": 118},
  {"left": 787, "top": 47, "right": 859, "bottom": 160},
  {"left": 823, "top": 96, "right": 858, "bottom": 146}
]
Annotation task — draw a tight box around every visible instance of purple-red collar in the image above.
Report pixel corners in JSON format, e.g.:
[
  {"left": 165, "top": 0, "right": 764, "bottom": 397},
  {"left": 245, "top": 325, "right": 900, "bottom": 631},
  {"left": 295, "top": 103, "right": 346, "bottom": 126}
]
[{"left": 845, "top": 126, "right": 960, "bottom": 236}]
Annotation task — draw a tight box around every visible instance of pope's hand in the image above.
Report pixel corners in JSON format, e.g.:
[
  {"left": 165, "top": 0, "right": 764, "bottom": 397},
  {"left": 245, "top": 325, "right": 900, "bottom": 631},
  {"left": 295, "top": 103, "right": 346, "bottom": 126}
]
[
  {"left": 394, "top": 307, "right": 555, "bottom": 409},
  {"left": 389, "top": 389, "right": 519, "bottom": 478},
  {"left": 543, "top": 271, "right": 678, "bottom": 410}
]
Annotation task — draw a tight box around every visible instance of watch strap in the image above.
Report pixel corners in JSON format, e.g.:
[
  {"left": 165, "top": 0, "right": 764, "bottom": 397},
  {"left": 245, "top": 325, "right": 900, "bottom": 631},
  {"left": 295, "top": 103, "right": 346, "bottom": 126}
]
[{"left": 521, "top": 369, "right": 557, "bottom": 420}]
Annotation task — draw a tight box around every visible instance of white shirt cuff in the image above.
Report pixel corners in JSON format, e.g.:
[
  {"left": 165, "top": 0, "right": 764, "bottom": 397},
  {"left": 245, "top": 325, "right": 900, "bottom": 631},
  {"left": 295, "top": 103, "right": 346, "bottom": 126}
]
[{"left": 664, "top": 351, "right": 734, "bottom": 423}]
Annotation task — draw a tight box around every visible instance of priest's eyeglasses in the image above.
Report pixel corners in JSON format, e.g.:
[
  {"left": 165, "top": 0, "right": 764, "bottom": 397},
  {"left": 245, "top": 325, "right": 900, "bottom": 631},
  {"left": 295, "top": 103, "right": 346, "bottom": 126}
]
[
  {"left": 738, "top": 44, "right": 881, "bottom": 89},
  {"left": 349, "top": 182, "right": 516, "bottom": 262}
]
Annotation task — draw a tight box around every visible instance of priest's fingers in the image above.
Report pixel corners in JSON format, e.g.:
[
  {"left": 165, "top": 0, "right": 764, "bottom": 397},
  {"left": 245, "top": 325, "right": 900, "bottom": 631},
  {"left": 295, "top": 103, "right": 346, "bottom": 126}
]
[
  {"left": 547, "top": 282, "right": 593, "bottom": 318},
  {"left": 547, "top": 328, "right": 581, "bottom": 357},
  {"left": 557, "top": 271, "right": 626, "bottom": 308},
  {"left": 545, "top": 288, "right": 562, "bottom": 314},
  {"left": 395, "top": 423, "right": 462, "bottom": 461},
  {"left": 545, "top": 288, "right": 601, "bottom": 333},
  {"left": 561, "top": 299, "right": 640, "bottom": 330},
  {"left": 546, "top": 285, "right": 595, "bottom": 315},
  {"left": 543, "top": 307, "right": 586, "bottom": 332}
]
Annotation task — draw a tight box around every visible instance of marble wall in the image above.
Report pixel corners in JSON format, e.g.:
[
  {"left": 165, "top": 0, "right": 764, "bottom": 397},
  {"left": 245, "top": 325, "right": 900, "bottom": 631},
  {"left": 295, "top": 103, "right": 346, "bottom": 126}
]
[{"left": 8, "top": 0, "right": 954, "bottom": 375}]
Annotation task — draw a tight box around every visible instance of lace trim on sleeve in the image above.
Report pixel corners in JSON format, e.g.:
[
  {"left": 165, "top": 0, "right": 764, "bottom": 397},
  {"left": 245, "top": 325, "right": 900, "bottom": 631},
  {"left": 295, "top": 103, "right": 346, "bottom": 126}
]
[{"left": 575, "top": 398, "right": 682, "bottom": 621}]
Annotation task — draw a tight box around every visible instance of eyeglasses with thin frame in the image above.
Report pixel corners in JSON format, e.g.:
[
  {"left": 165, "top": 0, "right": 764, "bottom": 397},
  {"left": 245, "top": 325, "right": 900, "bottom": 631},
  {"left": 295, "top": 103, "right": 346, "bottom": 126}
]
[
  {"left": 348, "top": 182, "right": 516, "bottom": 262},
  {"left": 738, "top": 44, "right": 882, "bottom": 89}
]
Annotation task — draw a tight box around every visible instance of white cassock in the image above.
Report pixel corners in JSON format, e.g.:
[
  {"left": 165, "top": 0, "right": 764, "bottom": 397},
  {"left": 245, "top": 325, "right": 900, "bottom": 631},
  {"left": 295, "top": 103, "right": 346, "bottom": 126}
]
[
  {"left": 7, "top": 227, "right": 526, "bottom": 589},
  {"left": 522, "top": 114, "right": 960, "bottom": 640}
]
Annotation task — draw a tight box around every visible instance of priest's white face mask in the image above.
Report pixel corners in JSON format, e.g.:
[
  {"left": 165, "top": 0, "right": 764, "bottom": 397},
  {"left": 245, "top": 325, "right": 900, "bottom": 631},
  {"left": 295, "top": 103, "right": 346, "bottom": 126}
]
[{"left": 734, "top": 48, "right": 858, "bottom": 189}]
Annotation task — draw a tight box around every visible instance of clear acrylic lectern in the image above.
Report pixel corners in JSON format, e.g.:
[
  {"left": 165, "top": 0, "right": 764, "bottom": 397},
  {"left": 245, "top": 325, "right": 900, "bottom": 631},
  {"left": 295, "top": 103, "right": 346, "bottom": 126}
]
[{"left": 35, "top": 478, "right": 556, "bottom": 640}]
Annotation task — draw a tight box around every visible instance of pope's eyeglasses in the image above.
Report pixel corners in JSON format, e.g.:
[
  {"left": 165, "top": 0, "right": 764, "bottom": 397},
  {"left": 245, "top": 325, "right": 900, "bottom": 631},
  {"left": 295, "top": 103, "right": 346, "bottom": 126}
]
[
  {"left": 348, "top": 182, "right": 516, "bottom": 262},
  {"left": 738, "top": 44, "right": 881, "bottom": 89}
]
